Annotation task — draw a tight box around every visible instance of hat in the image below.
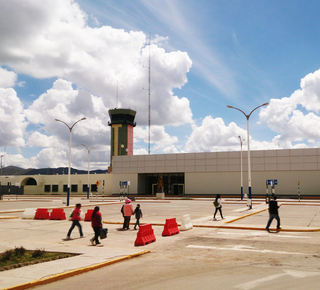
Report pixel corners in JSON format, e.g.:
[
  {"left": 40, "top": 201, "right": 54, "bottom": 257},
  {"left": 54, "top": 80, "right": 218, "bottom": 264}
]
[{"left": 125, "top": 199, "right": 131, "bottom": 203}]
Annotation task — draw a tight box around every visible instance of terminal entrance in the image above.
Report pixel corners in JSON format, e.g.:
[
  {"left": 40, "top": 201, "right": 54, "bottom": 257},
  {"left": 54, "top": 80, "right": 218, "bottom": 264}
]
[{"left": 138, "top": 173, "right": 184, "bottom": 195}]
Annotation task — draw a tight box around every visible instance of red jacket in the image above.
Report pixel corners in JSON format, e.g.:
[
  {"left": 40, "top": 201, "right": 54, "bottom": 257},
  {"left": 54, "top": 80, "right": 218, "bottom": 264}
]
[
  {"left": 71, "top": 207, "right": 81, "bottom": 221},
  {"left": 91, "top": 211, "right": 102, "bottom": 227}
]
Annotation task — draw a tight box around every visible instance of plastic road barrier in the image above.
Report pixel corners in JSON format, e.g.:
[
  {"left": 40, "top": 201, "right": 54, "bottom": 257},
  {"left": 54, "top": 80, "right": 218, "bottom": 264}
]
[
  {"left": 162, "top": 218, "right": 180, "bottom": 236},
  {"left": 134, "top": 224, "right": 156, "bottom": 246},
  {"left": 84, "top": 209, "right": 94, "bottom": 221},
  {"left": 50, "top": 208, "right": 66, "bottom": 220},
  {"left": 180, "top": 214, "right": 193, "bottom": 231},
  {"left": 34, "top": 208, "right": 50, "bottom": 220}
]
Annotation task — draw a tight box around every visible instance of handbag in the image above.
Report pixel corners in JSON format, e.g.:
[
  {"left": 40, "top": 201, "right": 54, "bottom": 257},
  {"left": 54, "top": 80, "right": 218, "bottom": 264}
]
[
  {"left": 100, "top": 228, "right": 108, "bottom": 239},
  {"left": 214, "top": 200, "right": 219, "bottom": 207}
]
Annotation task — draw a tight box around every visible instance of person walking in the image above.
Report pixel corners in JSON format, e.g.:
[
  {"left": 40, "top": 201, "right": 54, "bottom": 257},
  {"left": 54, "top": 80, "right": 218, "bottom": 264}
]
[
  {"left": 66, "top": 203, "right": 85, "bottom": 239},
  {"left": 213, "top": 194, "right": 224, "bottom": 220},
  {"left": 133, "top": 204, "right": 143, "bottom": 230},
  {"left": 266, "top": 195, "right": 281, "bottom": 232},
  {"left": 121, "top": 199, "right": 134, "bottom": 230},
  {"left": 90, "top": 206, "right": 102, "bottom": 246}
]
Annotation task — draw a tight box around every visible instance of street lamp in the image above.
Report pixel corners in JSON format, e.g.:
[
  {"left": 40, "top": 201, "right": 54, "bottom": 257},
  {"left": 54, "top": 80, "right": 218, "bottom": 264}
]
[
  {"left": 55, "top": 117, "right": 86, "bottom": 206},
  {"left": 82, "top": 144, "right": 95, "bottom": 199},
  {"left": 227, "top": 103, "right": 269, "bottom": 209},
  {"left": 238, "top": 136, "right": 245, "bottom": 200},
  {"left": 0, "top": 155, "right": 3, "bottom": 176}
]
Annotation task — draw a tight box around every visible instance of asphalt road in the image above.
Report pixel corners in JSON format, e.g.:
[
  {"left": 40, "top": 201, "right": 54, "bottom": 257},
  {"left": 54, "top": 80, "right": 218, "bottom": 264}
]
[
  {"left": 32, "top": 222, "right": 320, "bottom": 289},
  {"left": 1, "top": 196, "right": 320, "bottom": 289}
]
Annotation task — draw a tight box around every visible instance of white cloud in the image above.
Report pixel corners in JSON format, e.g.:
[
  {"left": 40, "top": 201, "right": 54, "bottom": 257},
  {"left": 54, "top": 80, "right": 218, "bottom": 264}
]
[
  {"left": 260, "top": 68, "right": 320, "bottom": 147},
  {"left": 185, "top": 116, "right": 248, "bottom": 152},
  {"left": 27, "top": 132, "right": 59, "bottom": 148},
  {"left": 0, "top": 68, "right": 17, "bottom": 88},
  {"left": 0, "top": 87, "right": 27, "bottom": 147},
  {"left": 0, "top": 0, "right": 194, "bottom": 170}
]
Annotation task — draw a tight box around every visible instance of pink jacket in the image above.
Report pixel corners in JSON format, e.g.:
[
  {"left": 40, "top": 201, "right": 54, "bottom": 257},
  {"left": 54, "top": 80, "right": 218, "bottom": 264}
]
[{"left": 122, "top": 204, "right": 134, "bottom": 217}]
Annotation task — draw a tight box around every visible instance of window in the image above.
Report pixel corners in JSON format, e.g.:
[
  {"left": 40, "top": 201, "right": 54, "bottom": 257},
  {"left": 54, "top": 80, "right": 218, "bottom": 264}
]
[
  {"left": 71, "top": 184, "right": 78, "bottom": 192},
  {"left": 52, "top": 185, "right": 59, "bottom": 192},
  {"left": 44, "top": 185, "right": 51, "bottom": 192},
  {"left": 63, "top": 185, "right": 68, "bottom": 192},
  {"left": 91, "top": 184, "right": 97, "bottom": 192}
]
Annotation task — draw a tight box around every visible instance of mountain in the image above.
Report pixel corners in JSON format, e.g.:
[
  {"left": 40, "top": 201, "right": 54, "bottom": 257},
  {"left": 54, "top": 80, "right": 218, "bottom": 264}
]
[{"left": 1, "top": 166, "right": 108, "bottom": 176}]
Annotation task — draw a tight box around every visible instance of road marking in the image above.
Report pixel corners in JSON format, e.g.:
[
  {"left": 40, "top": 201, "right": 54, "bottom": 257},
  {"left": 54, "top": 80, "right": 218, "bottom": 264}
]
[
  {"left": 235, "top": 273, "right": 286, "bottom": 289},
  {"left": 235, "top": 269, "right": 320, "bottom": 289},
  {"left": 186, "top": 245, "right": 312, "bottom": 255},
  {"left": 211, "top": 232, "right": 311, "bottom": 238}
]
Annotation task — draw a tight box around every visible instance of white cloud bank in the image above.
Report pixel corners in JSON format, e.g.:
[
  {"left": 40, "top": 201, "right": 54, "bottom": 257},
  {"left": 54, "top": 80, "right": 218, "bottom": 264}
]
[
  {"left": 0, "top": 0, "right": 320, "bottom": 170},
  {"left": 0, "top": 0, "right": 192, "bottom": 169}
]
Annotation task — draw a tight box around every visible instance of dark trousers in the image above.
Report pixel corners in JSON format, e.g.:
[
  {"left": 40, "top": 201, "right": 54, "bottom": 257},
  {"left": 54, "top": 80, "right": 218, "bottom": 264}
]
[
  {"left": 214, "top": 207, "right": 223, "bottom": 218},
  {"left": 134, "top": 218, "right": 140, "bottom": 229},
  {"left": 266, "top": 213, "right": 281, "bottom": 228},
  {"left": 93, "top": 226, "right": 100, "bottom": 244},
  {"left": 67, "top": 220, "right": 83, "bottom": 237},
  {"left": 123, "top": 216, "right": 131, "bottom": 229}
]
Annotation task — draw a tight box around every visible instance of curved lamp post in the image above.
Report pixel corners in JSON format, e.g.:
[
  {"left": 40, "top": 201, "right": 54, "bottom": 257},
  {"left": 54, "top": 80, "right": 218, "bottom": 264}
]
[
  {"left": 227, "top": 103, "right": 269, "bottom": 209},
  {"left": 82, "top": 144, "right": 95, "bottom": 199},
  {"left": 238, "top": 136, "right": 245, "bottom": 200},
  {"left": 55, "top": 117, "right": 86, "bottom": 206}
]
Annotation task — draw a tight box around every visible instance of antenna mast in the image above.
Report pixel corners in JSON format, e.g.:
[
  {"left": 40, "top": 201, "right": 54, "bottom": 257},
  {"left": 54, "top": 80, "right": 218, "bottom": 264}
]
[{"left": 148, "top": 35, "right": 151, "bottom": 154}]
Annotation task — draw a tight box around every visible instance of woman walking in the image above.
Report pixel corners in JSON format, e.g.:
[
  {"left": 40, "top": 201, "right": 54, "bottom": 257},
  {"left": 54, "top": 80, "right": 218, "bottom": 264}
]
[
  {"left": 90, "top": 206, "right": 102, "bottom": 245},
  {"left": 213, "top": 194, "right": 224, "bottom": 220}
]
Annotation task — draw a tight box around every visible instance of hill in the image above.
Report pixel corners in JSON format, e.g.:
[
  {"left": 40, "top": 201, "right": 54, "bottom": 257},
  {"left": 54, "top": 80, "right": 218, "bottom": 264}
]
[{"left": 1, "top": 166, "right": 108, "bottom": 176}]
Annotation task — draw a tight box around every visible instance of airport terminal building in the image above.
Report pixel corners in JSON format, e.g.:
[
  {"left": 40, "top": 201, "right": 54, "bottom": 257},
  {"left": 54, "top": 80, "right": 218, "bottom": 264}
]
[
  {"left": 1, "top": 147, "right": 320, "bottom": 198},
  {"left": 1, "top": 108, "right": 320, "bottom": 198}
]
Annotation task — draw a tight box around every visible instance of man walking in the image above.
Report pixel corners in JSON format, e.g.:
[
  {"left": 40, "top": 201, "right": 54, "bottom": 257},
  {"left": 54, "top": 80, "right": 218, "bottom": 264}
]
[{"left": 266, "top": 196, "right": 281, "bottom": 232}]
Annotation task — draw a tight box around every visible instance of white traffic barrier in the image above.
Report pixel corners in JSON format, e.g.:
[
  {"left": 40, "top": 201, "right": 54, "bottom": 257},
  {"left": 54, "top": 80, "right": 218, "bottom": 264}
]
[
  {"left": 22, "top": 208, "right": 36, "bottom": 219},
  {"left": 180, "top": 214, "right": 193, "bottom": 231}
]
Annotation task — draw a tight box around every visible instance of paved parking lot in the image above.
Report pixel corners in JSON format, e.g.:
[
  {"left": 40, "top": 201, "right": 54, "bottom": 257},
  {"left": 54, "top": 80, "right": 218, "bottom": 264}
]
[{"left": 0, "top": 196, "right": 320, "bottom": 289}]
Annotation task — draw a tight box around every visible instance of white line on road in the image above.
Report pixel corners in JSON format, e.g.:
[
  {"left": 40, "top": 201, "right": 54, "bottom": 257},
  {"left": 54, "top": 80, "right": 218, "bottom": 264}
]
[
  {"left": 235, "top": 269, "right": 320, "bottom": 289},
  {"left": 186, "top": 245, "right": 312, "bottom": 255},
  {"left": 210, "top": 232, "right": 311, "bottom": 238}
]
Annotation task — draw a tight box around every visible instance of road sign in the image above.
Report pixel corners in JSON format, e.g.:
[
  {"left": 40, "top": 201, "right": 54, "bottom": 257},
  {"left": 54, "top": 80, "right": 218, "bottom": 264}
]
[{"left": 267, "top": 179, "right": 278, "bottom": 186}]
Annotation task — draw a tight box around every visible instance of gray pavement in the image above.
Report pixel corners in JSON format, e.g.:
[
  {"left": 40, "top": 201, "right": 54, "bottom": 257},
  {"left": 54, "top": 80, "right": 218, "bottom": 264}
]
[{"left": 0, "top": 196, "right": 320, "bottom": 289}]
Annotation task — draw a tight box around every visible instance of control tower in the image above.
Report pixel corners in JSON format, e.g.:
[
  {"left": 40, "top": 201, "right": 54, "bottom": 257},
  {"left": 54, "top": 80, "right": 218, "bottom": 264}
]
[{"left": 108, "top": 108, "right": 136, "bottom": 167}]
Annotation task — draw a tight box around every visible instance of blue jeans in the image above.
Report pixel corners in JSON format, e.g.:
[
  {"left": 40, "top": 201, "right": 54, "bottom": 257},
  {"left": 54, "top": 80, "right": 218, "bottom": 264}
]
[
  {"left": 67, "top": 220, "right": 84, "bottom": 237},
  {"left": 266, "top": 213, "right": 280, "bottom": 229}
]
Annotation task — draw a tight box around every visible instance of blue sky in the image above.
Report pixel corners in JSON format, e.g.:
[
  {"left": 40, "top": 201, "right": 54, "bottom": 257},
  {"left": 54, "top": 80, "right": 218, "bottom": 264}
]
[{"left": 1, "top": 0, "right": 320, "bottom": 170}]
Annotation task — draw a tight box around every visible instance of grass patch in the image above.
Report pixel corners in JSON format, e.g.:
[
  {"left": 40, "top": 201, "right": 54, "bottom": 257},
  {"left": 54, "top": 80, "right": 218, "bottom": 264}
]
[{"left": 0, "top": 246, "right": 76, "bottom": 271}]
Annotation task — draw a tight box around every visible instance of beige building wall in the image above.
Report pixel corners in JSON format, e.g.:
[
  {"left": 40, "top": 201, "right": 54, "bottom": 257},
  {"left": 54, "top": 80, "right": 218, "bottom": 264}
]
[
  {"left": 112, "top": 148, "right": 320, "bottom": 196},
  {"left": 0, "top": 173, "right": 113, "bottom": 196},
  {"left": 1, "top": 148, "right": 320, "bottom": 197}
]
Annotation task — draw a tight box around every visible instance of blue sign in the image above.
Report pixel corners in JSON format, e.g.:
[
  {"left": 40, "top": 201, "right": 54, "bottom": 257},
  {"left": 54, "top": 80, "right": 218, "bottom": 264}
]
[{"left": 267, "top": 179, "right": 278, "bottom": 186}]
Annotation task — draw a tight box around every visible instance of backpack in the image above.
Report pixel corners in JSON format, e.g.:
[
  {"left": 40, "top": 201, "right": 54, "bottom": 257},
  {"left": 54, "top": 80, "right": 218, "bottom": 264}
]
[{"left": 214, "top": 200, "right": 219, "bottom": 207}]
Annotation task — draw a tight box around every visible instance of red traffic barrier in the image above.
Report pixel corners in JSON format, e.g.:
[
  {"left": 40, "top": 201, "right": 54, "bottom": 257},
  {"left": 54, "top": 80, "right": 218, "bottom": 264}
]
[
  {"left": 84, "top": 209, "right": 94, "bottom": 221},
  {"left": 50, "top": 208, "right": 66, "bottom": 220},
  {"left": 134, "top": 224, "right": 156, "bottom": 246},
  {"left": 34, "top": 208, "right": 50, "bottom": 220},
  {"left": 162, "top": 218, "right": 180, "bottom": 236}
]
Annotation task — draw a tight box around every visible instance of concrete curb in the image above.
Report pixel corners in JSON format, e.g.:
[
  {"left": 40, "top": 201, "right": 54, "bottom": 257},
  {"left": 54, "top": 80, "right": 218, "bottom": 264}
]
[
  {"left": 4, "top": 250, "right": 150, "bottom": 290},
  {"left": 0, "top": 216, "right": 18, "bottom": 219},
  {"left": 225, "top": 208, "right": 268, "bottom": 223},
  {"left": 102, "top": 220, "right": 320, "bottom": 232}
]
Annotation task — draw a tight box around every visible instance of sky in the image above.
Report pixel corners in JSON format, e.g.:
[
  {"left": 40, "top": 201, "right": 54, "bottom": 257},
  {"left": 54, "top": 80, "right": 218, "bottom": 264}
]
[{"left": 1, "top": 0, "right": 320, "bottom": 170}]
